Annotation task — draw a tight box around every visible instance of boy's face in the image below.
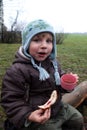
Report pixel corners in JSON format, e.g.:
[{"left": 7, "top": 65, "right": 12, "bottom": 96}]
[{"left": 29, "top": 32, "right": 53, "bottom": 61}]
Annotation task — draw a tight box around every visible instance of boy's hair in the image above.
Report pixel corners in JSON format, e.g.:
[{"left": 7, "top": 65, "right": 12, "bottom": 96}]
[{"left": 22, "top": 19, "right": 56, "bottom": 60}]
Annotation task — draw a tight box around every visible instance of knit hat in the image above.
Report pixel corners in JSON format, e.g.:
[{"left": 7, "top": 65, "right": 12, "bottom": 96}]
[
  {"left": 22, "top": 19, "right": 56, "bottom": 60},
  {"left": 22, "top": 19, "right": 60, "bottom": 85}
]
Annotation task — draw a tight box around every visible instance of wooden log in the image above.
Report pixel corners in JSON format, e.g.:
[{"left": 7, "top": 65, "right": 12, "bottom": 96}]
[{"left": 62, "top": 81, "right": 87, "bottom": 108}]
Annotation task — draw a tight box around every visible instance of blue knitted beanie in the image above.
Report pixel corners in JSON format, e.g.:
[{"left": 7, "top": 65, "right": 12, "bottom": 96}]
[
  {"left": 22, "top": 19, "right": 56, "bottom": 60},
  {"left": 21, "top": 19, "right": 60, "bottom": 85}
]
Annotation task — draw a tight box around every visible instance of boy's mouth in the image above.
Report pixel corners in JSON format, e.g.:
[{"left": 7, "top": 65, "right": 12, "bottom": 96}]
[
  {"left": 38, "top": 52, "right": 46, "bottom": 54},
  {"left": 38, "top": 52, "right": 47, "bottom": 57}
]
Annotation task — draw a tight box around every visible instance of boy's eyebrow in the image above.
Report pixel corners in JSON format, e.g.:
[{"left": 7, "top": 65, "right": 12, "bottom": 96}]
[
  {"left": 32, "top": 33, "right": 53, "bottom": 39},
  {"left": 32, "top": 35, "right": 39, "bottom": 39}
]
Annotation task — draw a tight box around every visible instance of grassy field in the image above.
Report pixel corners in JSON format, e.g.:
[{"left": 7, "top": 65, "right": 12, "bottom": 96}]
[
  {"left": 57, "top": 33, "right": 87, "bottom": 82},
  {"left": 0, "top": 33, "right": 87, "bottom": 127},
  {"left": 0, "top": 44, "right": 20, "bottom": 125}
]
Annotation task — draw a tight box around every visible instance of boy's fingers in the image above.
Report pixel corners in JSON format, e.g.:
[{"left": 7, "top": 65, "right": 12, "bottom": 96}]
[{"left": 41, "top": 108, "right": 51, "bottom": 123}]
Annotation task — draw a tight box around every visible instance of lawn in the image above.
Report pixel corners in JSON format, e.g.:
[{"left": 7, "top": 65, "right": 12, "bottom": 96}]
[
  {"left": 57, "top": 33, "right": 87, "bottom": 82},
  {"left": 0, "top": 44, "right": 20, "bottom": 126},
  {"left": 0, "top": 33, "right": 87, "bottom": 128}
]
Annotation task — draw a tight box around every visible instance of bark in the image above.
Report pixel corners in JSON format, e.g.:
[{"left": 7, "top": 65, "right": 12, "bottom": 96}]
[{"left": 62, "top": 81, "right": 87, "bottom": 108}]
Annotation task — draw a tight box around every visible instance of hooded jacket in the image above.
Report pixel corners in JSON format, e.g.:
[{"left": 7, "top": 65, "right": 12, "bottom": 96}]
[{"left": 1, "top": 47, "right": 65, "bottom": 128}]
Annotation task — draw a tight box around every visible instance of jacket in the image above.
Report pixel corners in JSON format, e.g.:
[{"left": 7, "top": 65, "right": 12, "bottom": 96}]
[{"left": 1, "top": 49, "right": 65, "bottom": 128}]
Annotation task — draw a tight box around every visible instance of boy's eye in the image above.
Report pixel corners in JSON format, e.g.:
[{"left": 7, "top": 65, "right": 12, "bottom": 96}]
[
  {"left": 32, "top": 39, "right": 40, "bottom": 42},
  {"left": 46, "top": 39, "right": 53, "bottom": 43},
  {"left": 32, "top": 38, "right": 53, "bottom": 43}
]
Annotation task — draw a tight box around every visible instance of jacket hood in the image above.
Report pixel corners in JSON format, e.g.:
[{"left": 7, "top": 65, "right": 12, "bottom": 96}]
[{"left": 13, "top": 47, "right": 31, "bottom": 64}]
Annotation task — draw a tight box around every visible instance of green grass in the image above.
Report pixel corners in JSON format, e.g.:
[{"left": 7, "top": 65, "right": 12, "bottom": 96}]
[
  {"left": 0, "top": 44, "right": 20, "bottom": 88},
  {"left": 57, "top": 33, "right": 87, "bottom": 82},
  {"left": 0, "top": 128, "right": 3, "bottom": 130},
  {"left": 0, "top": 44, "right": 20, "bottom": 124},
  {"left": 0, "top": 33, "right": 87, "bottom": 125}
]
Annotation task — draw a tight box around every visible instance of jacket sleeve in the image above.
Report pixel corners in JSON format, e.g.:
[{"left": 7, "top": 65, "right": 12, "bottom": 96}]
[{"left": 1, "top": 65, "right": 32, "bottom": 128}]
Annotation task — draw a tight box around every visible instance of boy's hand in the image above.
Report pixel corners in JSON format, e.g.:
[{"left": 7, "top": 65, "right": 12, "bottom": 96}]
[
  {"left": 70, "top": 72, "right": 79, "bottom": 82},
  {"left": 28, "top": 108, "right": 51, "bottom": 124}
]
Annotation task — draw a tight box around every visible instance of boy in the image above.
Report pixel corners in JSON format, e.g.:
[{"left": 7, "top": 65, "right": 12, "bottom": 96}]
[{"left": 1, "top": 19, "right": 85, "bottom": 130}]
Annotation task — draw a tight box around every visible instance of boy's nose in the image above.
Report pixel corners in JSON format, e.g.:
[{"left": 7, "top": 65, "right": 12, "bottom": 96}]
[{"left": 41, "top": 41, "right": 47, "bottom": 48}]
